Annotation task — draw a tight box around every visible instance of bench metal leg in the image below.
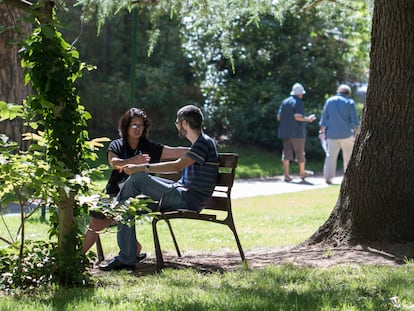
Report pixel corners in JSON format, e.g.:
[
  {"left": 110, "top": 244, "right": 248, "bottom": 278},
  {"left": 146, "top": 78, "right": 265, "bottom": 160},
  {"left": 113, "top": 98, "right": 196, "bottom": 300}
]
[
  {"left": 96, "top": 235, "right": 105, "bottom": 262},
  {"left": 165, "top": 219, "right": 181, "bottom": 257},
  {"left": 152, "top": 217, "right": 183, "bottom": 271},
  {"left": 152, "top": 218, "right": 164, "bottom": 271},
  {"left": 226, "top": 215, "right": 246, "bottom": 263},
  {"left": 231, "top": 226, "right": 246, "bottom": 263}
]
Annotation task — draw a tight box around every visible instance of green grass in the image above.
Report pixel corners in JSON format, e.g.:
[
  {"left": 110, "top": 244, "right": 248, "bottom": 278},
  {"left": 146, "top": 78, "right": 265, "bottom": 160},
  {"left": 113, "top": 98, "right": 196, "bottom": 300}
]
[
  {"left": 1, "top": 186, "right": 413, "bottom": 310},
  {"left": 218, "top": 144, "right": 324, "bottom": 179},
  {"left": 1, "top": 187, "right": 339, "bottom": 255},
  {"left": 77, "top": 186, "right": 341, "bottom": 259},
  {"left": 1, "top": 264, "right": 413, "bottom": 310}
]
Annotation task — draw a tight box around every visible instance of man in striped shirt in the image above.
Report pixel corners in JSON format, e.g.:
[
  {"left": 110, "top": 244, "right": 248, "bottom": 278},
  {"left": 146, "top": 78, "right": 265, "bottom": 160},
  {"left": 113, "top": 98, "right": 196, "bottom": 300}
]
[{"left": 100, "top": 105, "right": 219, "bottom": 271}]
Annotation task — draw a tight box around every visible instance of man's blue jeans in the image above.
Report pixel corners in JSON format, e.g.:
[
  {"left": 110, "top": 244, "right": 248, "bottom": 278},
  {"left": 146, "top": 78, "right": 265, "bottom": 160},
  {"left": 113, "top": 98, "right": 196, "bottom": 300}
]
[{"left": 116, "top": 173, "right": 187, "bottom": 264}]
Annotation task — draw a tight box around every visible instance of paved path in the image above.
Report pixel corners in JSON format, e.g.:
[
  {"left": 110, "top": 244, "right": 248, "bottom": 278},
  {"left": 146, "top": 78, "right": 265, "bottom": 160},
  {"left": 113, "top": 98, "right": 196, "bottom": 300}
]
[{"left": 231, "top": 175, "right": 343, "bottom": 199}]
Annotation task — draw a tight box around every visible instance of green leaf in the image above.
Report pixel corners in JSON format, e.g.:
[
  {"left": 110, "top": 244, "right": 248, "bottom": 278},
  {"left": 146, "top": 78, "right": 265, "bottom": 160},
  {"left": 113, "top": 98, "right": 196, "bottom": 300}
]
[{"left": 40, "top": 25, "right": 56, "bottom": 39}]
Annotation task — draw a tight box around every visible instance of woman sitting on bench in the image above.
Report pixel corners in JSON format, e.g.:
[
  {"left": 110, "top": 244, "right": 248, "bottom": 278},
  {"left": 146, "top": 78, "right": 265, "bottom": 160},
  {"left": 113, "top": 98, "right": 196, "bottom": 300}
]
[{"left": 82, "top": 107, "right": 187, "bottom": 260}]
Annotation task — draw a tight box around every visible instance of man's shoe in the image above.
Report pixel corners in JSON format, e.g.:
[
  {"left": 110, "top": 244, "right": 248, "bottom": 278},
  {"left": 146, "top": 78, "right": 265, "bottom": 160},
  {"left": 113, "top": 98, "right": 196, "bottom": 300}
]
[
  {"left": 326, "top": 179, "right": 333, "bottom": 185},
  {"left": 137, "top": 253, "right": 147, "bottom": 262},
  {"left": 284, "top": 175, "right": 293, "bottom": 182},
  {"left": 99, "top": 257, "right": 135, "bottom": 271},
  {"left": 300, "top": 170, "right": 314, "bottom": 180}
]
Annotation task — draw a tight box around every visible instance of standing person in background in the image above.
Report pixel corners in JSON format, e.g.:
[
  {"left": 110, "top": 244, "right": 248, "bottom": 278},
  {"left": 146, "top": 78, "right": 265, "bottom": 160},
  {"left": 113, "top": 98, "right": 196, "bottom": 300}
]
[
  {"left": 82, "top": 108, "right": 188, "bottom": 260},
  {"left": 319, "top": 84, "right": 359, "bottom": 184},
  {"left": 277, "top": 83, "right": 316, "bottom": 182}
]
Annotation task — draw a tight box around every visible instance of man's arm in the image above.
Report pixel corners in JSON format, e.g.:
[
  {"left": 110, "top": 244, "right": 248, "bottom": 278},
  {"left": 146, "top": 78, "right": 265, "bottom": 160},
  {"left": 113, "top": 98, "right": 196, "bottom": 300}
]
[
  {"left": 108, "top": 151, "right": 150, "bottom": 169},
  {"left": 294, "top": 114, "right": 316, "bottom": 123},
  {"left": 160, "top": 146, "right": 189, "bottom": 160},
  {"left": 120, "top": 155, "right": 195, "bottom": 175}
]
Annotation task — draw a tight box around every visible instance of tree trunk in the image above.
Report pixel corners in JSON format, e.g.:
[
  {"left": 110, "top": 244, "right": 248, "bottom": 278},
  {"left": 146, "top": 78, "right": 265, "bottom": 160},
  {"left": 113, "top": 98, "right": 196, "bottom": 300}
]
[
  {"left": 58, "top": 188, "right": 76, "bottom": 255},
  {"left": 0, "top": 4, "right": 31, "bottom": 148},
  {"left": 307, "top": 0, "right": 414, "bottom": 246}
]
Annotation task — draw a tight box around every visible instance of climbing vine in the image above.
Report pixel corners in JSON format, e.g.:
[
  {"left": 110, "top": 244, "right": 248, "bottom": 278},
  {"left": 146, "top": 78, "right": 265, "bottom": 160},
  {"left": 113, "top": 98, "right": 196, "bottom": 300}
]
[{"left": 17, "top": 15, "right": 103, "bottom": 285}]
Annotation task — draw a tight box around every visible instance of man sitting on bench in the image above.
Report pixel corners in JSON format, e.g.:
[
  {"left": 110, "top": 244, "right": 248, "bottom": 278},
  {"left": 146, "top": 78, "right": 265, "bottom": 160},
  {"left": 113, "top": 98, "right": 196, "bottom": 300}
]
[{"left": 99, "top": 105, "right": 219, "bottom": 271}]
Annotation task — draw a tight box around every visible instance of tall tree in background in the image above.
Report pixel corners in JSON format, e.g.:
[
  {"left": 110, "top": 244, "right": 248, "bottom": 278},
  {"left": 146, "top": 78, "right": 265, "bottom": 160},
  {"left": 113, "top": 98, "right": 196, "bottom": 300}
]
[
  {"left": 307, "top": 0, "right": 414, "bottom": 246},
  {"left": 0, "top": 3, "right": 31, "bottom": 148}
]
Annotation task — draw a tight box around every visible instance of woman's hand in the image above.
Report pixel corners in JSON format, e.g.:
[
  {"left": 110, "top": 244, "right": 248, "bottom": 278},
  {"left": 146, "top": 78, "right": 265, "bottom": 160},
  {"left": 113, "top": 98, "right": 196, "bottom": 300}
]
[{"left": 132, "top": 153, "right": 150, "bottom": 164}]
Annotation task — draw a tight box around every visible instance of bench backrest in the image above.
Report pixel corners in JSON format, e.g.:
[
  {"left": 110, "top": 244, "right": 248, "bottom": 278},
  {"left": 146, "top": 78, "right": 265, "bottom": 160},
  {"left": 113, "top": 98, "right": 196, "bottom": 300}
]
[
  {"left": 201, "top": 152, "right": 238, "bottom": 212},
  {"left": 158, "top": 152, "right": 238, "bottom": 212}
]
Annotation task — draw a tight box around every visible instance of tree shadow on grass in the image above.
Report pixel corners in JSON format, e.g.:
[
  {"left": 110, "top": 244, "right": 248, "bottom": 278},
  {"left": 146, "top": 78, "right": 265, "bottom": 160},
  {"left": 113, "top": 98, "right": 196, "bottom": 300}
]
[{"left": 90, "top": 243, "right": 413, "bottom": 277}]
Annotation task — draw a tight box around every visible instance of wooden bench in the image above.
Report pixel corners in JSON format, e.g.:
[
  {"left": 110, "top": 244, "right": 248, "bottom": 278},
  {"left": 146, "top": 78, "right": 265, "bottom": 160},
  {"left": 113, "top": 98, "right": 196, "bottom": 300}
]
[
  {"left": 96, "top": 152, "right": 246, "bottom": 270},
  {"left": 152, "top": 152, "right": 246, "bottom": 270}
]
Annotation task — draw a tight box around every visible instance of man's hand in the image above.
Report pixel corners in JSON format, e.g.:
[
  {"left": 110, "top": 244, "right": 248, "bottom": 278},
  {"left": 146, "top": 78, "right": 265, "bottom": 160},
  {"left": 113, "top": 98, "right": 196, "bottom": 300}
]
[
  {"left": 306, "top": 114, "right": 317, "bottom": 122},
  {"left": 318, "top": 133, "right": 326, "bottom": 141},
  {"left": 119, "top": 164, "right": 144, "bottom": 175}
]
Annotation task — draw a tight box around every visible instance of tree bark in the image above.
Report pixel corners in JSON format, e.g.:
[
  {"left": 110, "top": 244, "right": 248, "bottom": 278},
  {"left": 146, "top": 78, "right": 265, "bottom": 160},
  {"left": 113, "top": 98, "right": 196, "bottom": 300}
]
[
  {"left": 307, "top": 0, "right": 414, "bottom": 246},
  {"left": 0, "top": 4, "right": 31, "bottom": 148}
]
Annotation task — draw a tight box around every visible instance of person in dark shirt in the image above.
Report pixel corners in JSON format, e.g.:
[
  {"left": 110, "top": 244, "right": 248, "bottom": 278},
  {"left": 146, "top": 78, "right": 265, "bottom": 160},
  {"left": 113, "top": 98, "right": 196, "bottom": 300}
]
[
  {"left": 277, "top": 83, "right": 316, "bottom": 182},
  {"left": 82, "top": 108, "right": 187, "bottom": 259}
]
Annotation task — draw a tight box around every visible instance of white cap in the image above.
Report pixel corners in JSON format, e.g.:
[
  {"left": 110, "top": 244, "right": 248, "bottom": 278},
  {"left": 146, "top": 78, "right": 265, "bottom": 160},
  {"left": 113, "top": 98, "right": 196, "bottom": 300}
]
[
  {"left": 290, "top": 83, "right": 306, "bottom": 95},
  {"left": 337, "top": 84, "right": 352, "bottom": 95}
]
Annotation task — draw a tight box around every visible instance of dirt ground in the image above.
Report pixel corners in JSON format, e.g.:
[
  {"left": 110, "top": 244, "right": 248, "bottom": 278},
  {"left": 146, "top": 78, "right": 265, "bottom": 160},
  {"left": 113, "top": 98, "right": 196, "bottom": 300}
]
[{"left": 91, "top": 243, "right": 414, "bottom": 276}]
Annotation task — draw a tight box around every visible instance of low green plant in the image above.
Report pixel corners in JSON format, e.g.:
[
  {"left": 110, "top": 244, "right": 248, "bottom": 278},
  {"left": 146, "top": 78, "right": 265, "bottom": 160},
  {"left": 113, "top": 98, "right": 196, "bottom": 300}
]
[
  {"left": 0, "top": 240, "right": 86, "bottom": 293},
  {"left": 83, "top": 194, "right": 155, "bottom": 226}
]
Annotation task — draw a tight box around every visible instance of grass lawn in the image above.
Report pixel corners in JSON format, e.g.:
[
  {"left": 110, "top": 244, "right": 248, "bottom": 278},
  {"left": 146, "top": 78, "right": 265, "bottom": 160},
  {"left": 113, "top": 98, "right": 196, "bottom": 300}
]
[{"left": 1, "top": 186, "right": 413, "bottom": 310}]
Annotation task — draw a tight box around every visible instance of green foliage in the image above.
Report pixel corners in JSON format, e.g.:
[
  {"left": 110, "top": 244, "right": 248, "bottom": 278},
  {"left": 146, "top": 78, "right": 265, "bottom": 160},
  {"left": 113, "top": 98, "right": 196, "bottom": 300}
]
[
  {"left": 8, "top": 14, "right": 107, "bottom": 286},
  {"left": 0, "top": 240, "right": 91, "bottom": 293},
  {"left": 19, "top": 24, "right": 95, "bottom": 173},
  {"left": 58, "top": 7, "right": 200, "bottom": 139},
  {"left": 0, "top": 131, "right": 57, "bottom": 223},
  {"left": 70, "top": 0, "right": 370, "bottom": 150},
  {"left": 182, "top": 6, "right": 370, "bottom": 147},
  {"left": 0, "top": 101, "right": 24, "bottom": 121},
  {"left": 83, "top": 194, "right": 155, "bottom": 227},
  {"left": 0, "top": 116, "right": 104, "bottom": 291}
]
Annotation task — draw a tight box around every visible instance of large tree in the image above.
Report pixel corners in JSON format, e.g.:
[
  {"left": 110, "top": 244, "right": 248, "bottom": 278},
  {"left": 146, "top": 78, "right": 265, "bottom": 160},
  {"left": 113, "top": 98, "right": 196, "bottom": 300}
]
[
  {"left": 307, "top": 0, "right": 414, "bottom": 246},
  {"left": 0, "top": 3, "right": 31, "bottom": 148}
]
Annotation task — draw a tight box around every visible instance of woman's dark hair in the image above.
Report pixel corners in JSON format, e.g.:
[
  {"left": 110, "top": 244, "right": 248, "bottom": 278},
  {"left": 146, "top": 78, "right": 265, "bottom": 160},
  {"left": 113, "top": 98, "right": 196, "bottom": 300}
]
[
  {"left": 176, "top": 105, "right": 204, "bottom": 130},
  {"left": 118, "top": 108, "right": 152, "bottom": 138}
]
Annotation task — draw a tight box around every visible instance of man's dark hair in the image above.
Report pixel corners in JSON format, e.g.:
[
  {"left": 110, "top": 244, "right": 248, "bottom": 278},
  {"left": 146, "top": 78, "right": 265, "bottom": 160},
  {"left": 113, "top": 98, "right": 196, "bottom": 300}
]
[
  {"left": 118, "top": 108, "right": 152, "bottom": 138},
  {"left": 176, "top": 105, "right": 204, "bottom": 130}
]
